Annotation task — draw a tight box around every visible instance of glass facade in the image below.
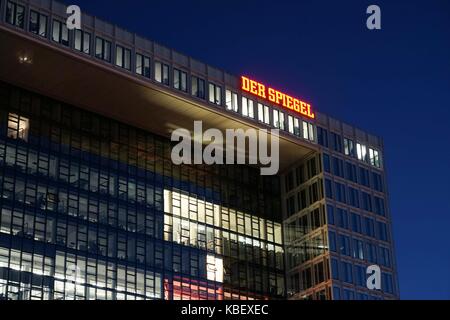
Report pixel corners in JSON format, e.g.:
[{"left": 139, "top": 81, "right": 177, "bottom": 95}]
[{"left": 0, "top": 82, "right": 285, "bottom": 300}]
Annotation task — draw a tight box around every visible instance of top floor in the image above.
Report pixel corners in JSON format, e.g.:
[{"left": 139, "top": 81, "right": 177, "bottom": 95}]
[{"left": 0, "top": 0, "right": 385, "bottom": 171}]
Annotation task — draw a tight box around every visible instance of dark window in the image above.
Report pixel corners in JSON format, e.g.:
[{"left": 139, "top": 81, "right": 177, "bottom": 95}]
[
  {"left": 324, "top": 179, "right": 333, "bottom": 199},
  {"left": 331, "top": 132, "right": 343, "bottom": 153},
  {"left": 332, "top": 157, "right": 344, "bottom": 178},
  {"left": 364, "top": 217, "right": 375, "bottom": 238},
  {"left": 136, "top": 53, "right": 151, "bottom": 78},
  {"left": 362, "top": 192, "right": 372, "bottom": 212},
  {"left": 326, "top": 205, "right": 334, "bottom": 225},
  {"left": 323, "top": 154, "right": 330, "bottom": 173},
  {"left": 372, "top": 172, "right": 384, "bottom": 192},
  {"left": 337, "top": 208, "right": 348, "bottom": 229},
  {"left": 29, "top": 10, "right": 47, "bottom": 37},
  {"left": 317, "top": 127, "right": 328, "bottom": 147},
  {"left": 351, "top": 212, "right": 361, "bottom": 233},
  {"left": 374, "top": 196, "right": 385, "bottom": 216},
  {"left": 359, "top": 167, "right": 370, "bottom": 187},
  {"left": 95, "top": 37, "right": 111, "bottom": 62}
]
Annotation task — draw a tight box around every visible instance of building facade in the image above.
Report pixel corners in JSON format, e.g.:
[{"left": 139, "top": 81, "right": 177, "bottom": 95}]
[{"left": 0, "top": 0, "right": 398, "bottom": 300}]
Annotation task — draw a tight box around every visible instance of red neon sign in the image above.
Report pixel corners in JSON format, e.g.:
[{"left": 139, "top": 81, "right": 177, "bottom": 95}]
[{"left": 241, "top": 76, "right": 315, "bottom": 119}]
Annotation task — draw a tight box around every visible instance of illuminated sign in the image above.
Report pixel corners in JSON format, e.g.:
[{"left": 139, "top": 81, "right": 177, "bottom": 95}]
[{"left": 241, "top": 76, "right": 315, "bottom": 119}]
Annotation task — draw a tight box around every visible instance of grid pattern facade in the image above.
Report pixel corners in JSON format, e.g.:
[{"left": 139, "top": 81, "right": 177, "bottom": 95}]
[{"left": 0, "top": 82, "right": 284, "bottom": 300}]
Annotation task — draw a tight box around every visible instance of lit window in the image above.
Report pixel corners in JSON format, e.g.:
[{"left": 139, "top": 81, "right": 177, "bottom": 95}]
[
  {"left": 344, "top": 138, "right": 355, "bottom": 157},
  {"left": 191, "top": 76, "right": 205, "bottom": 99},
  {"left": 272, "top": 109, "right": 285, "bottom": 130},
  {"left": 356, "top": 143, "right": 367, "bottom": 162},
  {"left": 74, "top": 30, "right": 91, "bottom": 54},
  {"left": 52, "top": 20, "right": 69, "bottom": 46},
  {"left": 241, "top": 97, "right": 254, "bottom": 118},
  {"left": 6, "top": 1, "right": 24, "bottom": 28},
  {"left": 225, "top": 90, "right": 238, "bottom": 112},
  {"left": 369, "top": 148, "right": 381, "bottom": 167},
  {"left": 208, "top": 83, "right": 222, "bottom": 105},
  {"left": 155, "top": 61, "right": 170, "bottom": 85},
  {"left": 95, "top": 37, "right": 111, "bottom": 62},
  {"left": 302, "top": 121, "right": 314, "bottom": 141},
  {"left": 257, "top": 103, "right": 271, "bottom": 124},
  {"left": 115, "top": 45, "right": 131, "bottom": 70},
  {"left": 173, "top": 68, "right": 187, "bottom": 92},
  {"left": 136, "top": 53, "right": 151, "bottom": 78},
  {"left": 29, "top": 10, "right": 47, "bottom": 37},
  {"left": 8, "top": 113, "right": 29, "bottom": 141}
]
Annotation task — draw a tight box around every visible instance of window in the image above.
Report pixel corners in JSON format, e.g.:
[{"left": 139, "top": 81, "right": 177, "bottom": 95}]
[
  {"left": 340, "top": 261, "right": 353, "bottom": 283},
  {"left": 334, "top": 182, "right": 346, "bottom": 204},
  {"left": 272, "top": 109, "right": 285, "bottom": 130},
  {"left": 303, "top": 121, "right": 315, "bottom": 141},
  {"left": 356, "top": 143, "right": 368, "bottom": 162},
  {"left": 345, "top": 162, "right": 358, "bottom": 183},
  {"left": 364, "top": 217, "right": 375, "bottom": 238},
  {"left": 326, "top": 205, "right": 334, "bottom": 224},
  {"left": 369, "top": 148, "right": 381, "bottom": 168},
  {"left": 317, "top": 127, "right": 328, "bottom": 147},
  {"left": 348, "top": 187, "right": 360, "bottom": 208},
  {"left": 377, "top": 221, "right": 388, "bottom": 241},
  {"left": 241, "top": 97, "right": 254, "bottom": 118},
  {"left": 287, "top": 116, "right": 300, "bottom": 136},
  {"left": 191, "top": 76, "right": 205, "bottom": 99},
  {"left": 337, "top": 208, "right": 348, "bottom": 229},
  {"left": 8, "top": 113, "right": 29, "bottom": 141},
  {"left": 155, "top": 61, "right": 170, "bottom": 85},
  {"left": 331, "top": 259, "right": 339, "bottom": 280},
  {"left": 257, "top": 103, "right": 270, "bottom": 125},
  {"left": 362, "top": 192, "right": 372, "bottom": 212},
  {"left": 95, "top": 37, "right": 111, "bottom": 62},
  {"left": 374, "top": 197, "right": 385, "bottom": 216},
  {"left": 331, "top": 132, "right": 342, "bottom": 153},
  {"left": 352, "top": 239, "right": 364, "bottom": 260},
  {"left": 339, "top": 235, "right": 351, "bottom": 256},
  {"left": 29, "top": 10, "right": 47, "bottom": 37},
  {"left": 116, "top": 45, "right": 131, "bottom": 70},
  {"left": 359, "top": 167, "right": 370, "bottom": 187},
  {"left": 382, "top": 273, "right": 394, "bottom": 294},
  {"left": 354, "top": 265, "right": 366, "bottom": 287},
  {"left": 344, "top": 138, "right": 355, "bottom": 157},
  {"left": 172, "top": 68, "right": 188, "bottom": 92},
  {"left": 324, "top": 179, "right": 333, "bottom": 199},
  {"left": 6, "top": 1, "right": 24, "bottom": 28},
  {"left": 323, "top": 153, "right": 330, "bottom": 173},
  {"left": 379, "top": 247, "right": 391, "bottom": 267},
  {"left": 209, "top": 83, "right": 222, "bottom": 105},
  {"left": 329, "top": 231, "right": 336, "bottom": 252},
  {"left": 136, "top": 53, "right": 151, "bottom": 78},
  {"left": 52, "top": 20, "right": 69, "bottom": 46},
  {"left": 74, "top": 30, "right": 91, "bottom": 54},
  {"left": 372, "top": 172, "right": 383, "bottom": 192},
  {"left": 332, "top": 157, "right": 344, "bottom": 178},
  {"left": 225, "top": 90, "right": 238, "bottom": 112},
  {"left": 351, "top": 212, "right": 361, "bottom": 233}
]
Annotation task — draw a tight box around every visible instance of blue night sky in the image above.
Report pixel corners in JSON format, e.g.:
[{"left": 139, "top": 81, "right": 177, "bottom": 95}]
[{"left": 61, "top": 0, "right": 450, "bottom": 299}]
